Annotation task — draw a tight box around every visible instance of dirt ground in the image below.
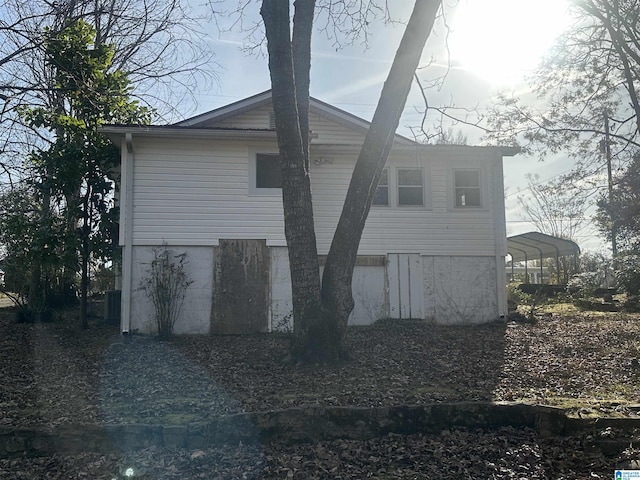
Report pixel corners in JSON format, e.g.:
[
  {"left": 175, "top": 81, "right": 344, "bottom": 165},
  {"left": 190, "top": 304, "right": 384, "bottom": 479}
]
[{"left": 1, "top": 306, "right": 640, "bottom": 478}]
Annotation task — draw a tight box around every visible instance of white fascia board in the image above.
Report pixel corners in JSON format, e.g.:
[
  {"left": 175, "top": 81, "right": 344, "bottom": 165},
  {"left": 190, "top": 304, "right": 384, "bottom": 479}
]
[{"left": 100, "top": 125, "right": 277, "bottom": 141}]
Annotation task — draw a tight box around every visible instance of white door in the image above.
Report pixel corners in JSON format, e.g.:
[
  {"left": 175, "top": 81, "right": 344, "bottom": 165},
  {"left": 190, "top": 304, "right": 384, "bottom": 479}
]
[{"left": 387, "top": 253, "right": 425, "bottom": 319}]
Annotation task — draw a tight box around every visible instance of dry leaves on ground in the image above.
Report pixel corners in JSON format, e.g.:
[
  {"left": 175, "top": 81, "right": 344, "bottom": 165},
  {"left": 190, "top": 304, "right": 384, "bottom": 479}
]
[{"left": 1, "top": 308, "right": 640, "bottom": 478}]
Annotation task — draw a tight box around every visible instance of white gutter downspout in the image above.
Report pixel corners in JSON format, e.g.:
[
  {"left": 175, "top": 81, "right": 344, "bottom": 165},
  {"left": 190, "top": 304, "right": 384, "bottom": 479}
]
[
  {"left": 120, "top": 133, "right": 134, "bottom": 334},
  {"left": 495, "top": 155, "right": 508, "bottom": 318}
]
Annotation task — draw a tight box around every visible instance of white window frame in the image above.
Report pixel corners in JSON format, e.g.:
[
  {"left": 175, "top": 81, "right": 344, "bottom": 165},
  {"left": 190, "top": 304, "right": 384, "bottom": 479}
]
[
  {"left": 396, "top": 167, "right": 425, "bottom": 207},
  {"left": 249, "top": 148, "right": 282, "bottom": 196},
  {"left": 453, "top": 168, "right": 483, "bottom": 208}
]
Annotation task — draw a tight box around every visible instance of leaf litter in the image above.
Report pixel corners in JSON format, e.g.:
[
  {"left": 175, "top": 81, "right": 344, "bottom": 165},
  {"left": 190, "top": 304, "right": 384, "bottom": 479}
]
[{"left": 1, "top": 309, "right": 640, "bottom": 477}]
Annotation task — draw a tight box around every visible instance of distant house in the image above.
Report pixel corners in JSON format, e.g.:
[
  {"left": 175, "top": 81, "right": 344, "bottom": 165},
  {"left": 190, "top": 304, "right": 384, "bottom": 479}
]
[{"left": 102, "top": 90, "right": 519, "bottom": 335}]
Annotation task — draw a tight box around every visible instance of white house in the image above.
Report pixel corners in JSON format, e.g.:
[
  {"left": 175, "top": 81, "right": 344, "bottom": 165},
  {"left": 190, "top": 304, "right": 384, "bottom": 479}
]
[{"left": 102, "top": 91, "right": 519, "bottom": 335}]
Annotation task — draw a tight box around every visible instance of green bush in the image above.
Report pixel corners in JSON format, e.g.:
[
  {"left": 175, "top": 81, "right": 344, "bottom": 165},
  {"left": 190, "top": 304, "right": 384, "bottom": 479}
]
[{"left": 616, "top": 251, "right": 640, "bottom": 296}]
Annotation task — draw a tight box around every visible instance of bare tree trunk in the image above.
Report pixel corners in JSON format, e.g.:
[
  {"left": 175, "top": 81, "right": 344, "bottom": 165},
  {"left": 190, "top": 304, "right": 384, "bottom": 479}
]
[
  {"left": 79, "top": 186, "right": 91, "bottom": 329},
  {"left": 321, "top": 0, "right": 442, "bottom": 351},
  {"left": 261, "top": 0, "right": 327, "bottom": 361},
  {"left": 28, "top": 169, "right": 51, "bottom": 317},
  {"left": 262, "top": 0, "right": 441, "bottom": 362}
]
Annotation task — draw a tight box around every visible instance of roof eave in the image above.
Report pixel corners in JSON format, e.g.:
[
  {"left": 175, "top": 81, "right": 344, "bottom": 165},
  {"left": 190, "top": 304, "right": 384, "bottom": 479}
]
[
  {"left": 100, "top": 125, "right": 278, "bottom": 142},
  {"left": 499, "top": 146, "right": 521, "bottom": 157}
]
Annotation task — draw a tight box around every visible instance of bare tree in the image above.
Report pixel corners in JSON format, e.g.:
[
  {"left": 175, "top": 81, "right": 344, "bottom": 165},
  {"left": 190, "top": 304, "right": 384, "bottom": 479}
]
[
  {"left": 517, "top": 173, "right": 591, "bottom": 241},
  {"left": 486, "top": 0, "right": 640, "bottom": 162},
  {"left": 0, "top": 0, "right": 217, "bottom": 318},
  {"left": 0, "top": 0, "right": 216, "bottom": 185},
  {"left": 516, "top": 172, "right": 592, "bottom": 283},
  {"left": 260, "top": 0, "right": 442, "bottom": 361}
]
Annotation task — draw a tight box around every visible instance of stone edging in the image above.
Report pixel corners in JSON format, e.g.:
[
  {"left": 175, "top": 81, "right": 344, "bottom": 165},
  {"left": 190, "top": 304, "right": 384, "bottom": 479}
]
[{"left": 2, "top": 402, "right": 639, "bottom": 458}]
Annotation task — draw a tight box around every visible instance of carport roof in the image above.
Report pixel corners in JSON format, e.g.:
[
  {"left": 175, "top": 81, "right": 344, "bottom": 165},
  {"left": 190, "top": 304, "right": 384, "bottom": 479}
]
[{"left": 507, "top": 232, "right": 580, "bottom": 263}]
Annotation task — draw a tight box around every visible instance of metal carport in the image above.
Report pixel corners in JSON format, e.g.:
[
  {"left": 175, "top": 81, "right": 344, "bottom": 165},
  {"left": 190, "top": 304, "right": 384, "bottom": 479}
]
[{"left": 507, "top": 232, "right": 581, "bottom": 284}]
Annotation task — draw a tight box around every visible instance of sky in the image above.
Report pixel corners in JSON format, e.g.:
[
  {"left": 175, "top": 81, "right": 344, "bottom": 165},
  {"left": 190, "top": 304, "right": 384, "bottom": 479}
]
[{"left": 189, "top": 0, "right": 607, "bottom": 253}]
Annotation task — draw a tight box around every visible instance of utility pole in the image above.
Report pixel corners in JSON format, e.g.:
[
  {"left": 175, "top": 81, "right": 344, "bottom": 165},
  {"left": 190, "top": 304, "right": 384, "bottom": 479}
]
[{"left": 603, "top": 114, "right": 617, "bottom": 259}]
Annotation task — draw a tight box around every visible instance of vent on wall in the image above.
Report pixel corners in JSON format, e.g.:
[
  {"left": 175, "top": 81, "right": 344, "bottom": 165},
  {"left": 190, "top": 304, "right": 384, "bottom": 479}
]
[{"left": 269, "top": 112, "right": 276, "bottom": 129}]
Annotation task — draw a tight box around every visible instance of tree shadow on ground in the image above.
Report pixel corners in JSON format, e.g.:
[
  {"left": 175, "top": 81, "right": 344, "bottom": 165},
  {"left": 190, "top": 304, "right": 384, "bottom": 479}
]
[{"left": 175, "top": 319, "right": 509, "bottom": 413}]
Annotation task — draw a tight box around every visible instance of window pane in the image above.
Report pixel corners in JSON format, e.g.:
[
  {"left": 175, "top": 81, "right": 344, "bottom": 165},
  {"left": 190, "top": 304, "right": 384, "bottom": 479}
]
[
  {"left": 379, "top": 168, "right": 388, "bottom": 186},
  {"left": 256, "top": 154, "right": 282, "bottom": 188},
  {"left": 399, "top": 186, "right": 423, "bottom": 206},
  {"left": 464, "top": 188, "right": 481, "bottom": 206},
  {"left": 454, "top": 170, "right": 479, "bottom": 188},
  {"left": 398, "top": 169, "right": 422, "bottom": 186},
  {"left": 373, "top": 186, "right": 389, "bottom": 206},
  {"left": 397, "top": 169, "right": 424, "bottom": 206},
  {"left": 455, "top": 187, "right": 481, "bottom": 207},
  {"left": 454, "top": 170, "right": 481, "bottom": 207},
  {"left": 373, "top": 168, "right": 389, "bottom": 206}
]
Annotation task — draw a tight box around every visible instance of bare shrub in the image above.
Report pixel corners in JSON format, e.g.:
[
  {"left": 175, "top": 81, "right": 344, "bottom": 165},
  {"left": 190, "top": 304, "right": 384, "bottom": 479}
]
[{"left": 139, "top": 246, "right": 193, "bottom": 340}]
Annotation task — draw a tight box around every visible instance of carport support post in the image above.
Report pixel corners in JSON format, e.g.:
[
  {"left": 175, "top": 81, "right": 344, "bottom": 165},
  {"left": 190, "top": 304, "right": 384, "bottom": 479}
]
[{"left": 540, "top": 253, "right": 543, "bottom": 285}]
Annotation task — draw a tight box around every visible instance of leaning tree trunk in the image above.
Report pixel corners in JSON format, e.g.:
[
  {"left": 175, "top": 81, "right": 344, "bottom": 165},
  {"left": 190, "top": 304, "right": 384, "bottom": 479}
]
[{"left": 321, "top": 0, "right": 442, "bottom": 354}]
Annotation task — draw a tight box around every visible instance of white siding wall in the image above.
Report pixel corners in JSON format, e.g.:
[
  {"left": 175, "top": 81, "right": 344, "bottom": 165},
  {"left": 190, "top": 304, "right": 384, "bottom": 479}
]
[
  {"left": 204, "top": 104, "right": 271, "bottom": 129},
  {"left": 131, "top": 138, "right": 286, "bottom": 245},
  {"left": 120, "top": 105, "right": 509, "bottom": 332},
  {"left": 128, "top": 138, "right": 502, "bottom": 258},
  {"left": 203, "top": 104, "right": 367, "bottom": 145},
  {"left": 309, "top": 112, "right": 367, "bottom": 144},
  {"left": 311, "top": 148, "right": 500, "bottom": 256}
]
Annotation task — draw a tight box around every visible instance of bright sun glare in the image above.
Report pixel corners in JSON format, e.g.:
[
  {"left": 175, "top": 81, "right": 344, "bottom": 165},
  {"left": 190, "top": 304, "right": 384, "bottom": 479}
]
[{"left": 448, "top": 0, "right": 572, "bottom": 86}]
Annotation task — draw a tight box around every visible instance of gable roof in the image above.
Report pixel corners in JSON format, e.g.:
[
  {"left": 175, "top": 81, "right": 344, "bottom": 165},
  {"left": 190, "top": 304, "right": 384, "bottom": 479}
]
[
  {"left": 174, "top": 90, "right": 417, "bottom": 146},
  {"left": 100, "top": 90, "right": 521, "bottom": 158}
]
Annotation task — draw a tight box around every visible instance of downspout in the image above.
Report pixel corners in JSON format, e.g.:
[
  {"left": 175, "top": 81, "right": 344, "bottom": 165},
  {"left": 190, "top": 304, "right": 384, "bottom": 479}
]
[
  {"left": 494, "top": 158, "right": 508, "bottom": 318},
  {"left": 120, "top": 133, "right": 134, "bottom": 334}
]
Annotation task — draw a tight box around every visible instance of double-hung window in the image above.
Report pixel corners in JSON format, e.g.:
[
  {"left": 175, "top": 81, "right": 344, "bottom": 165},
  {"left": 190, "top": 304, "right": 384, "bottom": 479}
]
[
  {"left": 454, "top": 169, "right": 481, "bottom": 207},
  {"left": 397, "top": 168, "right": 424, "bottom": 206}
]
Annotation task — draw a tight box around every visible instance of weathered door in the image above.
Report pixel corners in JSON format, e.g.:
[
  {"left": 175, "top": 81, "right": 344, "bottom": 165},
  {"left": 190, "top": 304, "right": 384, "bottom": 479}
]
[
  {"left": 211, "top": 239, "right": 269, "bottom": 334},
  {"left": 387, "top": 253, "right": 425, "bottom": 319}
]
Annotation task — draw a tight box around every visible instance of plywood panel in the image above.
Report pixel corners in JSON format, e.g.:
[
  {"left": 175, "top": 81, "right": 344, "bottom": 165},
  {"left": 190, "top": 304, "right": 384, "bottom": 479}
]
[{"left": 211, "top": 239, "right": 269, "bottom": 334}]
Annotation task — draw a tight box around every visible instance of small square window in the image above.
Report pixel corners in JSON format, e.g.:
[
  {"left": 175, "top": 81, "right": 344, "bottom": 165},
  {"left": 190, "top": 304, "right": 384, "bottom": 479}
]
[
  {"left": 398, "top": 168, "right": 424, "bottom": 206},
  {"left": 256, "top": 153, "right": 282, "bottom": 189},
  {"left": 454, "top": 170, "right": 481, "bottom": 207},
  {"left": 372, "top": 168, "right": 389, "bottom": 206}
]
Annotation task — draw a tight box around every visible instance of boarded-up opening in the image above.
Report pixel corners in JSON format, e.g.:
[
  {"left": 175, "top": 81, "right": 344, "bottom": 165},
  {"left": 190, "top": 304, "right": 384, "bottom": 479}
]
[{"left": 212, "top": 239, "right": 269, "bottom": 334}]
